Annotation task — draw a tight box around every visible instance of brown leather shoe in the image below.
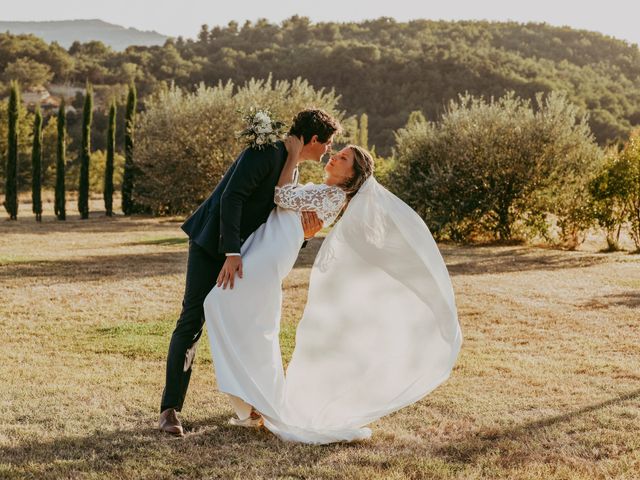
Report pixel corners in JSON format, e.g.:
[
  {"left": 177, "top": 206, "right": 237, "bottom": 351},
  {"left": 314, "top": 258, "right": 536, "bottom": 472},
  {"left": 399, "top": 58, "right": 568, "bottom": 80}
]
[{"left": 159, "top": 408, "right": 184, "bottom": 437}]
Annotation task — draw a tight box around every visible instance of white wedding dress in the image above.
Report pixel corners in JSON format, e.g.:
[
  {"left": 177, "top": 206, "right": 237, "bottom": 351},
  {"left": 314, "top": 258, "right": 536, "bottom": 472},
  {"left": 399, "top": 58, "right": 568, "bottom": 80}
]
[{"left": 204, "top": 178, "right": 462, "bottom": 444}]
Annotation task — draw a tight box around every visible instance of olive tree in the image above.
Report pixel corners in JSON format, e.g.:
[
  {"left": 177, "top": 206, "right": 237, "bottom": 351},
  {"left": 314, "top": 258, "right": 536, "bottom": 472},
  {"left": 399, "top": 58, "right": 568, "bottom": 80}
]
[
  {"left": 391, "top": 92, "right": 601, "bottom": 242},
  {"left": 133, "top": 77, "right": 343, "bottom": 215}
]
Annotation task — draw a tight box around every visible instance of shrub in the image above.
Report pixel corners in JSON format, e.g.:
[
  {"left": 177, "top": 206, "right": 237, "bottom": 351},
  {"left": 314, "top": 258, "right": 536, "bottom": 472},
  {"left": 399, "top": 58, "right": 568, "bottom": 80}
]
[
  {"left": 391, "top": 92, "right": 601, "bottom": 242},
  {"left": 590, "top": 130, "right": 640, "bottom": 252},
  {"left": 588, "top": 149, "right": 631, "bottom": 251},
  {"left": 133, "top": 77, "right": 342, "bottom": 215},
  {"left": 620, "top": 132, "right": 640, "bottom": 252}
]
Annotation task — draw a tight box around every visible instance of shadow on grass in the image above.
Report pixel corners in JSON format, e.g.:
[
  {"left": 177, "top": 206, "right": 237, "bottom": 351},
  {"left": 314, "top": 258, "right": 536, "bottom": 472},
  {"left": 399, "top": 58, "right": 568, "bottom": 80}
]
[
  {"left": 117, "top": 231, "right": 318, "bottom": 268},
  {"left": 444, "top": 246, "right": 610, "bottom": 276},
  {"left": 293, "top": 236, "right": 323, "bottom": 269},
  {"left": 0, "top": 215, "right": 182, "bottom": 235},
  {"left": 5, "top": 234, "right": 612, "bottom": 283},
  {"left": 0, "top": 415, "right": 353, "bottom": 479},
  {"left": 435, "top": 388, "right": 640, "bottom": 464},
  {"left": 0, "top": 251, "right": 186, "bottom": 281},
  {"left": 581, "top": 291, "right": 640, "bottom": 309},
  {"left": 0, "top": 230, "right": 313, "bottom": 282}
]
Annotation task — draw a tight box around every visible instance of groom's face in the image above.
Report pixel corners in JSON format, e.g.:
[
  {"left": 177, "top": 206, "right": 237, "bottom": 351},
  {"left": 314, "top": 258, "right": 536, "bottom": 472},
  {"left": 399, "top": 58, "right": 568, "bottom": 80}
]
[{"left": 305, "top": 134, "right": 334, "bottom": 162}]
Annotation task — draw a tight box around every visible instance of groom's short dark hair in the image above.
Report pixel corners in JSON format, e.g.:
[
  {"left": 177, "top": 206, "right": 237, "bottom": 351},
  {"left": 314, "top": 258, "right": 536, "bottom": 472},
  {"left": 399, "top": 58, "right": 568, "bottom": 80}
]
[{"left": 289, "top": 109, "right": 341, "bottom": 144}]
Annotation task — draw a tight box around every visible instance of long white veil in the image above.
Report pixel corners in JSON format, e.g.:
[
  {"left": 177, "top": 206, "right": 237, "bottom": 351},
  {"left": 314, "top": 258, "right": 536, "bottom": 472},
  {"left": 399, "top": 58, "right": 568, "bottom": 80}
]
[{"left": 263, "top": 176, "right": 463, "bottom": 444}]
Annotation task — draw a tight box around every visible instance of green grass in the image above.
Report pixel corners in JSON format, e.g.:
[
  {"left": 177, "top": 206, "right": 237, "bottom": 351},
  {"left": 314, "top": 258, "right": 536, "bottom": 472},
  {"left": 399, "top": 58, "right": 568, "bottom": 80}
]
[
  {"left": 127, "top": 236, "right": 189, "bottom": 247},
  {"left": 613, "top": 278, "right": 640, "bottom": 289},
  {"left": 0, "top": 254, "right": 44, "bottom": 265},
  {"left": 279, "top": 321, "right": 298, "bottom": 368},
  {"left": 88, "top": 319, "right": 180, "bottom": 360},
  {"left": 83, "top": 313, "right": 299, "bottom": 367}
]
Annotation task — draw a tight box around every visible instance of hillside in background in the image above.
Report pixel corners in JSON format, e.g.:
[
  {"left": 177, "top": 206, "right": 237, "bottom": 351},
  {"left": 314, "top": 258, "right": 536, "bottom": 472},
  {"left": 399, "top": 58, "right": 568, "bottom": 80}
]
[
  {"left": 0, "top": 19, "right": 167, "bottom": 50},
  {"left": 1, "top": 17, "right": 640, "bottom": 153},
  {"left": 178, "top": 18, "right": 640, "bottom": 151}
]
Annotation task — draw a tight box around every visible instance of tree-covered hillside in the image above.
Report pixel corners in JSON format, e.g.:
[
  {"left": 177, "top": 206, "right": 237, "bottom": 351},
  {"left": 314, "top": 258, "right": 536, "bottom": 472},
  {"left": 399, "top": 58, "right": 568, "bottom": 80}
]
[
  {"left": 2, "top": 17, "right": 640, "bottom": 153},
  {"left": 178, "top": 18, "right": 640, "bottom": 151},
  {"left": 0, "top": 20, "right": 167, "bottom": 51}
]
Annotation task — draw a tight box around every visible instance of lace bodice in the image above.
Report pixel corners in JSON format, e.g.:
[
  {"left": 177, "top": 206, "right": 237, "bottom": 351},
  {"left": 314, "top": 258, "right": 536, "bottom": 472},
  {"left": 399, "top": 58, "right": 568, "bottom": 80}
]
[{"left": 274, "top": 183, "right": 346, "bottom": 226}]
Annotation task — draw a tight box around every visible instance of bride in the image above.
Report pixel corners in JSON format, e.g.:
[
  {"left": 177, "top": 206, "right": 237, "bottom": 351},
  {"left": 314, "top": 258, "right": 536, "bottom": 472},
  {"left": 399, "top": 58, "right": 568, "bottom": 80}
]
[{"left": 203, "top": 136, "right": 462, "bottom": 444}]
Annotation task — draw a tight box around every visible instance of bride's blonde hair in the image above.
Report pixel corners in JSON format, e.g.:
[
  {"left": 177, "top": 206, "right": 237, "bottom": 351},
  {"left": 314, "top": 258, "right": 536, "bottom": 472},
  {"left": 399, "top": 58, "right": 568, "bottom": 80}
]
[{"left": 339, "top": 145, "right": 375, "bottom": 200}]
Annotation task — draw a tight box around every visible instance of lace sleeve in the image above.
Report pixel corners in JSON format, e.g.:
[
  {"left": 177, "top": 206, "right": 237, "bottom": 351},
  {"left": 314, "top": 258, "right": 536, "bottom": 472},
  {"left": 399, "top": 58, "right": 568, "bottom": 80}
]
[{"left": 274, "top": 183, "right": 346, "bottom": 224}]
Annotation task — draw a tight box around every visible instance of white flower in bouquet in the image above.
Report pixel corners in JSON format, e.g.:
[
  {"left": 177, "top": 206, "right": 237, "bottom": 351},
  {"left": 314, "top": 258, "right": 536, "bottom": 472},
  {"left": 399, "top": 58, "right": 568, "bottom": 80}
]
[
  {"left": 254, "top": 112, "right": 270, "bottom": 124},
  {"left": 256, "top": 124, "right": 273, "bottom": 134},
  {"left": 238, "top": 108, "right": 287, "bottom": 150}
]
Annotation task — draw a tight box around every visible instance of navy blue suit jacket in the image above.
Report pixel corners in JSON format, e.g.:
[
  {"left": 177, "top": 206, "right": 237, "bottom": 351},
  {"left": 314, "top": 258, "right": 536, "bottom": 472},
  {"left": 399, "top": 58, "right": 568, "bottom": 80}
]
[{"left": 181, "top": 141, "right": 288, "bottom": 259}]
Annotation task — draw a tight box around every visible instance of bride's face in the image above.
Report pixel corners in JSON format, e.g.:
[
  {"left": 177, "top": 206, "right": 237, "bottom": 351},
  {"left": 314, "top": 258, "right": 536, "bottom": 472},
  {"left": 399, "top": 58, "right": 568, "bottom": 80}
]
[{"left": 325, "top": 147, "right": 355, "bottom": 183}]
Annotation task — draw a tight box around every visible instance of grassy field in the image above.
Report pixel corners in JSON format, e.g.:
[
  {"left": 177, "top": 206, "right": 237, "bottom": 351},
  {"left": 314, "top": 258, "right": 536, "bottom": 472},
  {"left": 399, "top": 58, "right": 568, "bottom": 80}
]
[{"left": 1, "top": 198, "right": 639, "bottom": 479}]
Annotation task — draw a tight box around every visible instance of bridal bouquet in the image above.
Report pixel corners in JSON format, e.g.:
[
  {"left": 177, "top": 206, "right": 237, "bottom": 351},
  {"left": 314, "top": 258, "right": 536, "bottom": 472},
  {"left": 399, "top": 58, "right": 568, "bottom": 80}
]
[{"left": 238, "top": 108, "right": 287, "bottom": 150}]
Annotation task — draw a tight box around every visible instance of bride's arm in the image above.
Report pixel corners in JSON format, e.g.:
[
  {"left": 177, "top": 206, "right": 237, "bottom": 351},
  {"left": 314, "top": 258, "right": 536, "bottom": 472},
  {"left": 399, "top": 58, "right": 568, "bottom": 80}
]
[
  {"left": 278, "top": 135, "right": 324, "bottom": 241},
  {"left": 275, "top": 182, "right": 346, "bottom": 217},
  {"left": 274, "top": 134, "right": 312, "bottom": 210},
  {"left": 277, "top": 135, "right": 303, "bottom": 187}
]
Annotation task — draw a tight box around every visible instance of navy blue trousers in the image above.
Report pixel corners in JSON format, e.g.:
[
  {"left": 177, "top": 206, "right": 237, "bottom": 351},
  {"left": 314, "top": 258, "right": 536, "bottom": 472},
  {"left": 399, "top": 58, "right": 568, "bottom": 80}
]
[{"left": 160, "top": 241, "right": 225, "bottom": 412}]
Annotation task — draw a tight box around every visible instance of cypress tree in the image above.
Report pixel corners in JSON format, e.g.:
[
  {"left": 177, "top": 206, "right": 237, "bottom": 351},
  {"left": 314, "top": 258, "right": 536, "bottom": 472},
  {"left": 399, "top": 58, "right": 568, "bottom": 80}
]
[
  {"left": 359, "top": 113, "right": 369, "bottom": 149},
  {"left": 104, "top": 100, "right": 116, "bottom": 216},
  {"left": 122, "top": 84, "right": 137, "bottom": 215},
  {"left": 31, "top": 106, "right": 43, "bottom": 222},
  {"left": 3, "top": 81, "right": 19, "bottom": 220},
  {"left": 54, "top": 100, "right": 66, "bottom": 220},
  {"left": 78, "top": 85, "right": 93, "bottom": 220}
]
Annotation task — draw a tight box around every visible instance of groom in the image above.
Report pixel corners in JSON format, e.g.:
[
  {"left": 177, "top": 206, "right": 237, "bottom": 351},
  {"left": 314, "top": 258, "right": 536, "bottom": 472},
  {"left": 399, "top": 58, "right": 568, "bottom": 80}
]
[{"left": 159, "top": 109, "right": 341, "bottom": 436}]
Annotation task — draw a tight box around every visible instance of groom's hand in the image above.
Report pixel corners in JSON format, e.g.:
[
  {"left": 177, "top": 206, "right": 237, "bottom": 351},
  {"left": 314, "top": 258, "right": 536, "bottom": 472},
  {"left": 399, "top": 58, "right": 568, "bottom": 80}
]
[
  {"left": 217, "top": 256, "right": 243, "bottom": 290},
  {"left": 302, "top": 211, "right": 322, "bottom": 240}
]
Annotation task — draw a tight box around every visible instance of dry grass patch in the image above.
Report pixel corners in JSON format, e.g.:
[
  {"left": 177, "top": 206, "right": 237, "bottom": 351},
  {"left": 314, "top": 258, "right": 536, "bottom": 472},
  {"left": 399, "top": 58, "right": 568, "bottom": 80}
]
[{"left": 1, "top": 200, "right": 638, "bottom": 479}]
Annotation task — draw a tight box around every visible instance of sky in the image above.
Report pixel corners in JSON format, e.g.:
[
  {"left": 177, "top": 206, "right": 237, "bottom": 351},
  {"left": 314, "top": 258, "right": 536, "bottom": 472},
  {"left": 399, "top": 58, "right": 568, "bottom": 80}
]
[{"left": 4, "top": 0, "right": 640, "bottom": 46}]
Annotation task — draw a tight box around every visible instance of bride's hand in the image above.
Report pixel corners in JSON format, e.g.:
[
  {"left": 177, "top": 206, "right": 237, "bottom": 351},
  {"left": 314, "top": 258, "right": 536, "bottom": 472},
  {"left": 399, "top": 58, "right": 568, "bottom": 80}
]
[{"left": 285, "top": 135, "right": 304, "bottom": 161}]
